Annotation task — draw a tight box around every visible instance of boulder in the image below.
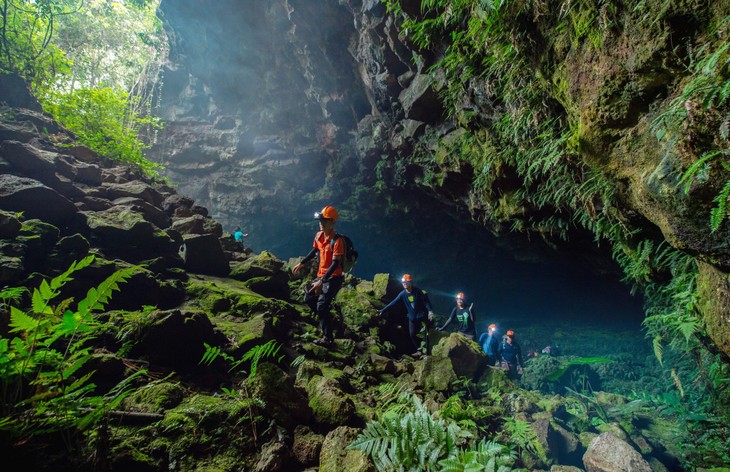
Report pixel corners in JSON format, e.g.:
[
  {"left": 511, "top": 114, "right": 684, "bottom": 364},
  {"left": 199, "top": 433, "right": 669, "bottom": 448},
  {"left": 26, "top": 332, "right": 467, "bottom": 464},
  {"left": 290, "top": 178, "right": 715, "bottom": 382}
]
[
  {"left": 181, "top": 233, "right": 229, "bottom": 276},
  {"left": 0, "top": 174, "right": 77, "bottom": 226},
  {"left": 229, "top": 250, "right": 285, "bottom": 281},
  {"left": 319, "top": 426, "right": 375, "bottom": 472},
  {"left": 113, "top": 196, "right": 172, "bottom": 230},
  {"left": 306, "top": 375, "right": 355, "bottom": 426},
  {"left": 130, "top": 309, "right": 222, "bottom": 371},
  {"left": 413, "top": 334, "right": 488, "bottom": 391},
  {"left": 251, "top": 363, "right": 311, "bottom": 429},
  {"left": 398, "top": 73, "right": 444, "bottom": 124},
  {"left": 103, "top": 180, "right": 164, "bottom": 206},
  {"left": 0, "top": 73, "right": 42, "bottom": 110},
  {"left": 0, "top": 209, "right": 22, "bottom": 238},
  {"left": 292, "top": 425, "right": 324, "bottom": 466},
  {"left": 171, "top": 213, "right": 221, "bottom": 236},
  {"left": 336, "top": 286, "right": 378, "bottom": 331},
  {"left": 243, "top": 271, "right": 290, "bottom": 300},
  {"left": 583, "top": 432, "right": 652, "bottom": 472},
  {"left": 161, "top": 193, "right": 194, "bottom": 215},
  {"left": 253, "top": 440, "right": 290, "bottom": 472}
]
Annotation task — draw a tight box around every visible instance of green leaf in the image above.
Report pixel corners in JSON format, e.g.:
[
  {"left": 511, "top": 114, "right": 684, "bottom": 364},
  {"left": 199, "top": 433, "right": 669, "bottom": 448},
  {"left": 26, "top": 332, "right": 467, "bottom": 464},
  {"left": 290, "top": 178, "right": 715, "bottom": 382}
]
[{"left": 9, "top": 306, "right": 39, "bottom": 333}]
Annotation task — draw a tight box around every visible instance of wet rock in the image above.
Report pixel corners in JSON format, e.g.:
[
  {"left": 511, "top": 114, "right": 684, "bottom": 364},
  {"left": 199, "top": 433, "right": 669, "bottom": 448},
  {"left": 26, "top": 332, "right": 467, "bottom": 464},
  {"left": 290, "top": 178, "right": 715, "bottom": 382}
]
[
  {"left": 292, "top": 425, "right": 324, "bottom": 466},
  {"left": 161, "top": 193, "right": 194, "bottom": 215},
  {"left": 319, "top": 426, "right": 375, "bottom": 472},
  {"left": 583, "top": 432, "right": 652, "bottom": 472},
  {"left": 336, "top": 285, "right": 378, "bottom": 331},
  {"left": 0, "top": 174, "right": 77, "bottom": 226},
  {"left": 306, "top": 375, "right": 355, "bottom": 427}
]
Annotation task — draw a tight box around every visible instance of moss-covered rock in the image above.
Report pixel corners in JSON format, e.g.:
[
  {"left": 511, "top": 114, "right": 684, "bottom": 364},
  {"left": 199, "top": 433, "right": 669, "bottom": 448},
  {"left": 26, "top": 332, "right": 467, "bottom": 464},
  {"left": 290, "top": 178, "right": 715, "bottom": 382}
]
[
  {"left": 335, "top": 285, "right": 378, "bottom": 331},
  {"left": 229, "top": 250, "right": 285, "bottom": 281},
  {"left": 319, "top": 426, "right": 375, "bottom": 472},
  {"left": 306, "top": 375, "right": 355, "bottom": 426},
  {"left": 251, "top": 362, "right": 312, "bottom": 429},
  {"left": 123, "top": 382, "right": 185, "bottom": 413},
  {"left": 186, "top": 275, "right": 299, "bottom": 318},
  {"left": 292, "top": 425, "right": 324, "bottom": 467},
  {"left": 696, "top": 261, "right": 730, "bottom": 358}
]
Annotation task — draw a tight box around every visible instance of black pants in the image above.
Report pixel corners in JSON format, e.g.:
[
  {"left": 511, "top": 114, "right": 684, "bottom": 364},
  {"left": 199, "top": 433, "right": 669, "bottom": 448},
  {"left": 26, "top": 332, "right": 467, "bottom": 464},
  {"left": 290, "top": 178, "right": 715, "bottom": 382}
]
[
  {"left": 304, "top": 276, "right": 344, "bottom": 341},
  {"left": 408, "top": 317, "right": 431, "bottom": 354}
]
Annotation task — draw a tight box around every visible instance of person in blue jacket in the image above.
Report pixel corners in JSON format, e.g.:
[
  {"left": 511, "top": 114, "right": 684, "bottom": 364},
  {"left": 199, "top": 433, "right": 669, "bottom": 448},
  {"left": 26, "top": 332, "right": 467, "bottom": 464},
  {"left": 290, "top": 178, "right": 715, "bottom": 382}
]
[
  {"left": 478, "top": 323, "right": 500, "bottom": 366},
  {"left": 498, "top": 329, "right": 524, "bottom": 379},
  {"left": 378, "top": 273, "right": 435, "bottom": 357}
]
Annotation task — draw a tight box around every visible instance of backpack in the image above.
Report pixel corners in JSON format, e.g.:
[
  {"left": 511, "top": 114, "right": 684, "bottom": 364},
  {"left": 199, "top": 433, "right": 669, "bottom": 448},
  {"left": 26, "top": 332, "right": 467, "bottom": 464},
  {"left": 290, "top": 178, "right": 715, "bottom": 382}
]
[{"left": 331, "top": 233, "right": 358, "bottom": 273}]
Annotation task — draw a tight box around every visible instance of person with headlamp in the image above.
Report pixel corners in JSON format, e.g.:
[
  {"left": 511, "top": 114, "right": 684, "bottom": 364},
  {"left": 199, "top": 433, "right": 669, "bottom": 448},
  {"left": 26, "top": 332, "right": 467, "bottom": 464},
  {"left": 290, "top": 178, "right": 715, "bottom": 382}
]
[
  {"left": 377, "top": 273, "right": 435, "bottom": 357},
  {"left": 437, "top": 292, "right": 476, "bottom": 339},
  {"left": 293, "top": 205, "right": 344, "bottom": 346},
  {"left": 478, "top": 323, "right": 500, "bottom": 366}
]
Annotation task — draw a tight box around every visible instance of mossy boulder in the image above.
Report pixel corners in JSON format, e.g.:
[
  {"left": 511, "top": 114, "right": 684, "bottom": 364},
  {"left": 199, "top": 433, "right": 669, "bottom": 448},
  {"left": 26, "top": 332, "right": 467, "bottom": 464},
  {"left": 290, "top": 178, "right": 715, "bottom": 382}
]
[
  {"left": 306, "top": 375, "right": 355, "bottom": 426},
  {"left": 230, "top": 250, "right": 285, "bottom": 281},
  {"left": 243, "top": 271, "right": 290, "bottom": 300},
  {"left": 292, "top": 425, "right": 324, "bottom": 467},
  {"left": 212, "top": 313, "right": 277, "bottom": 355},
  {"left": 414, "top": 333, "right": 485, "bottom": 391},
  {"left": 123, "top": 382, "right": 185, "bottom": 413},
  {"left": 319, "top": 426, "right": 375, "bottom": 472},
  {"left": 251, "top": 362, "right": 312, "bottom": 429},
  {"left": 335, "top": 286, "right": 378, "bottom": 331},
  {"left": 186, "top": 276, "right": 298, "bottom": 318},
  {"left": 0, "top": 209, "right": 22, "bottom": 238},
  {"left": 696, "top": 262, "right": 730, "bottom": 359},
  {"left": 129, "top": 309, "right": 223, "bottom": 371}
]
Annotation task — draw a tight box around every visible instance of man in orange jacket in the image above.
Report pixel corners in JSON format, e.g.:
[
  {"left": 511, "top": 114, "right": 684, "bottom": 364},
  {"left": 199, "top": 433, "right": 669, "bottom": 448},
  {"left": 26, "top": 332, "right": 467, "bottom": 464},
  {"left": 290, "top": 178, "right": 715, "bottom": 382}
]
[{"left": 293, "top": 205, "right": 345, "bottom": 346}]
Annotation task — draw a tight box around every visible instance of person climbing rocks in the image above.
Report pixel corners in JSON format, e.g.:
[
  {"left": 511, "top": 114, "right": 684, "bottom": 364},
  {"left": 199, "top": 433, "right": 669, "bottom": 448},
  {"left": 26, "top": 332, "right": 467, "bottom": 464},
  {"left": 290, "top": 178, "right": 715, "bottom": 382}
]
[
  {"left": 233, "top": 226, "right": 248, "bottom": 249},
  {"left": 499, "top": 329, "right": 524, "bottom": 379},
  {"left": 377, "top": 273, "right": 435, "bottom": 357},
  {"left": 292, "top": 205, "right": 345, "bottom": 346},
  {"left": 478, "top": 323, "right": 500, "bottom": 366},
  {"left": 436, "top": 292, "right": 476, "bottom": 339}
]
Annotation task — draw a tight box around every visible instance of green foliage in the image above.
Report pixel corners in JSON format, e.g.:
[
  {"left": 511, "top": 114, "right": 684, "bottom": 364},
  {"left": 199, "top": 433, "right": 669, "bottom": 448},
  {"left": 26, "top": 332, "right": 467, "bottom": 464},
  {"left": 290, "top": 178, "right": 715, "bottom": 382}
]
[
  {"left": 0, "top": 0, "right": 165, "bottom": 177},
  {"left": 652, "top": 16, "right": 730, "bottom": 232},
  {"left": 500, "top": 417, "right": 546, "bottom": 463},
  {"left": 437, "top": 438, "right": 516, "bottom": 472},
  {"left": 43, "top": 86, "right": 162, "bottom": 176},
  {"left": 199, "top": 340, "right": 283, "bottom": 444},
  {"left": 0, "top": 256, "right": 141, "bottom": 438},
  {"left": 348, "top": 394, "right": 468, "bottom": 471}
]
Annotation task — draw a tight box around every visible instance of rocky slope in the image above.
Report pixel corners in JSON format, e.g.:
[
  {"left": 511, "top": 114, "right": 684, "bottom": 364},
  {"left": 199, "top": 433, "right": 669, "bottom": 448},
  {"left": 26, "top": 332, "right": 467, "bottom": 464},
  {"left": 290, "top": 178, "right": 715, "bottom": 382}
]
[{"left": 0, "top": 78, "right": 701, "bottom": 470}]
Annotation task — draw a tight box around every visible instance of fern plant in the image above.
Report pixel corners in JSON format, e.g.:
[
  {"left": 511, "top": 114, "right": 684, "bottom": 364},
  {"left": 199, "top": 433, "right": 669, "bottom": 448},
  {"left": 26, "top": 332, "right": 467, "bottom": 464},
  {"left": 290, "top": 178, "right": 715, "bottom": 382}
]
[
  {"left": 438, "top": 438, "right": 516, "bottom": 472},
  {"left": 199, "top": 339, "right": 283, "bottom": 444},
  {"left": 348, "top": 394, "right": 467, "bottom": 471},
  {"left": 0, "top": 255, "right": 141, "bottom": 438},
  {"left": 500, "top": 417, "right": 546, "bottom": 464}
]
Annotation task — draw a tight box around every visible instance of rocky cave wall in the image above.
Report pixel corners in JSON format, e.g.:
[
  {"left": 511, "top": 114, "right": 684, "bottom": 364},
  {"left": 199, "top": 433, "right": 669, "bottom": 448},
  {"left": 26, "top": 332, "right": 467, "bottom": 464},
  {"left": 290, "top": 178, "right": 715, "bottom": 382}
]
[{"left": 153, "top": 0, "right": 730, "bottom": 357}]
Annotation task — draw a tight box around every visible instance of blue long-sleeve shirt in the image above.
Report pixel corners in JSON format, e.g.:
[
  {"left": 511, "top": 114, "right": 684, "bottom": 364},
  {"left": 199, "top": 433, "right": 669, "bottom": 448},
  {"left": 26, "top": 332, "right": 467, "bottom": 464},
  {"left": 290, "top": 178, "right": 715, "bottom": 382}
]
[
  {"left": 499, "top": 338, "right": 523, "bottom": 367},
  {"left": 379, "top": 287, "right": 432, "bottom": 321},
  {"left": 478, "top": 332, "right": 499, "bottom": 358}
]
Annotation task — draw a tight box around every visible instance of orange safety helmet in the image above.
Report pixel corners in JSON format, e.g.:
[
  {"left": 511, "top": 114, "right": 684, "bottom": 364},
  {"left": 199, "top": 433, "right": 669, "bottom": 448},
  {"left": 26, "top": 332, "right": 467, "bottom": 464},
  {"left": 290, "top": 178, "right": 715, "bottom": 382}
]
[
  {"left": 456, "top": 292, "right": 465, "bottom": 300},
  {"left": 506, "top": 329, "right": 515, "bottom": 336},
  {"left": 401, "top": 273, "right": 413, "bottom": 283},
  {"left": 314, "top": 205, "right": 339, "bottom": 221}
]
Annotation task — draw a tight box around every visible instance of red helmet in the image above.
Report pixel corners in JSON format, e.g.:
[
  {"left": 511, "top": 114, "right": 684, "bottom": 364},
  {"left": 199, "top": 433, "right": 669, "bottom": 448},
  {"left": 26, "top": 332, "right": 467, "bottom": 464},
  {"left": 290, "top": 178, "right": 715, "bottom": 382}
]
[
  {"left": 506, "top": 330, "right": 515, "bottom": 337},
  {"left": 456, "top": 292, "right": 465, "bottom": 300},
  {"left": 401, "top": 274, "right": 413, "bottom": 283},
  {"left": 314, "top": 205, "right": 339, "bottom": 221}
]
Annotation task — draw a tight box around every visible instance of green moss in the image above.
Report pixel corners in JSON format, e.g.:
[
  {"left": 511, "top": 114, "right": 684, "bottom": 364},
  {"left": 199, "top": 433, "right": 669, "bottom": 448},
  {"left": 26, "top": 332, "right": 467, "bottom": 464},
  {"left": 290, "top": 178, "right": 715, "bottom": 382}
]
[
  {"left": 123, "top": 381, "right": 184, "bottom": 413},
  {"left": 186, "top": 276, "right": 296, "bottom": 317},
  {"left": 335, "top": 286, "right": 378, "bottom": 331}
]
